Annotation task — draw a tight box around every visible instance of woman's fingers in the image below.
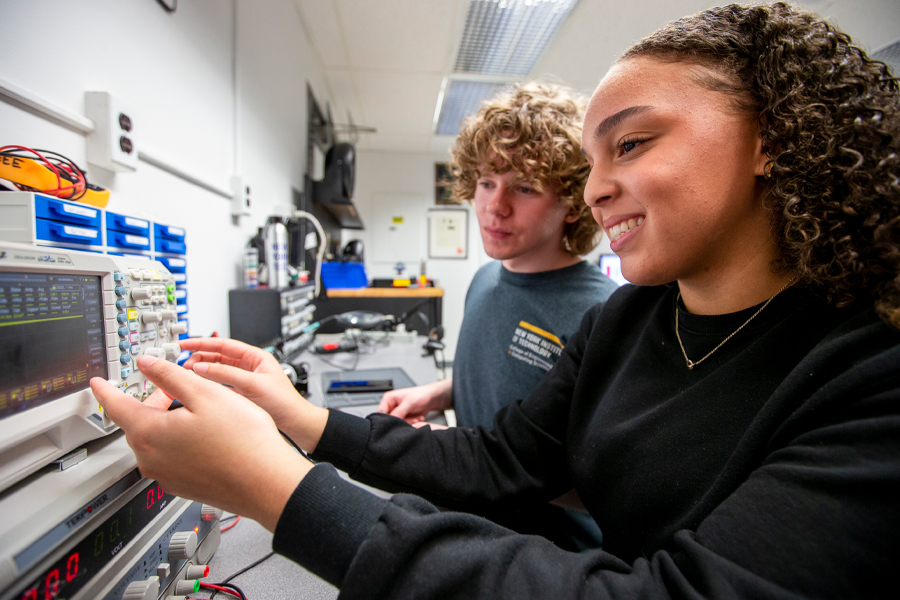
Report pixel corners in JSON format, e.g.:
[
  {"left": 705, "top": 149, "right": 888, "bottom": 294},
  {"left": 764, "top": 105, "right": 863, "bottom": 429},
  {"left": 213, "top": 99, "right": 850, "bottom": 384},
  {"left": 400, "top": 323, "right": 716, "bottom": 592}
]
[
  {"left": 90, "top": 377, "right": 161, "bottom": 430},
  {"left": 191, "top": 361, "right": 264, "bottom": 392},
  {"left": 134, "top": 355, "right": 222, "bottom": 410}
]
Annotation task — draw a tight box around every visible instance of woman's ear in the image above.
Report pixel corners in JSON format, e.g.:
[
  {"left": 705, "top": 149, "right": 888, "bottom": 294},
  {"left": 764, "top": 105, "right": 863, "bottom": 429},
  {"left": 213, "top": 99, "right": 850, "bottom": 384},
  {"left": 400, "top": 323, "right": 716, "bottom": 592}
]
[{"left": 754, "top": 137, "right": 770, "bottom": 178}]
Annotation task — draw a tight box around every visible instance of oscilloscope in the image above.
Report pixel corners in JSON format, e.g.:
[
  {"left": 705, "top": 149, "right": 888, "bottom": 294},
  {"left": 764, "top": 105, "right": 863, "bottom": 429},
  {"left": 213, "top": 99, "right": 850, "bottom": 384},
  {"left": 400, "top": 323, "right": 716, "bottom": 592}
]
[
  {"left": 0, "top": 241, "right": 220, "bottom": 600},
  {"left": 0, "top": 241, "right": 185, "bottom": 493}
]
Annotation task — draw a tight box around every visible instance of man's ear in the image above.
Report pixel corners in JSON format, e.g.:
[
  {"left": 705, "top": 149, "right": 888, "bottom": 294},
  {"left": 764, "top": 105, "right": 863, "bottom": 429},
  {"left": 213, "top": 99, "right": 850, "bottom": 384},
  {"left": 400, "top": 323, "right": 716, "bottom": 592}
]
[{"left": 564, "top": 207, "right": 582, "bottom": 224}]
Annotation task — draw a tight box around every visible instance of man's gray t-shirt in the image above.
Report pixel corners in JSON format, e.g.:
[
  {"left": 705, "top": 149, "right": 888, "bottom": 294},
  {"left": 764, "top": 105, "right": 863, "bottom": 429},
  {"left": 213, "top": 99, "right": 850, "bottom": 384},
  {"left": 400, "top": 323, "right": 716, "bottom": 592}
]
[{"left": 452, "top": 260, "right": 618, "bottom": 429}]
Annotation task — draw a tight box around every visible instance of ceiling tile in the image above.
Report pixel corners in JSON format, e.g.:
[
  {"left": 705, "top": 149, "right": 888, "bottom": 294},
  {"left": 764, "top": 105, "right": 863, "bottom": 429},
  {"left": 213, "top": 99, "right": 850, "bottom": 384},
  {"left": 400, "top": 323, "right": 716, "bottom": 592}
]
[
  {"left": 353, "top": 71, "right": 444, "bottom": 134},
  {"left": 532, "top": 0, "right": 715, "bottom": 93},
  {"left": 336, "top": 0, "right": 463, "bottom": 72},
  {"left": 295, "top": 0, "right": 349, "bottom": 68}
]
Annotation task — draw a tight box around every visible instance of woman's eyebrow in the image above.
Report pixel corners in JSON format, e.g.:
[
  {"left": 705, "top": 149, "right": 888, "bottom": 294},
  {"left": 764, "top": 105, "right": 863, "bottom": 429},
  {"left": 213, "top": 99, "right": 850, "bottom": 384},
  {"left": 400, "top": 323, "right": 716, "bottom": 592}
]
[{"left": 593, "top": 105, "right": 654, "bottom": 139}]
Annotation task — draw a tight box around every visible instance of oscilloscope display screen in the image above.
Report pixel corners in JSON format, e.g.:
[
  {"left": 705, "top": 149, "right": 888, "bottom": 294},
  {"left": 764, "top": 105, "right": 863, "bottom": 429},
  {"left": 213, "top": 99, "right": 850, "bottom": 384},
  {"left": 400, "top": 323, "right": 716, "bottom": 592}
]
[{"left": 0, "top": 273, "right": 108, "bottom": 420}]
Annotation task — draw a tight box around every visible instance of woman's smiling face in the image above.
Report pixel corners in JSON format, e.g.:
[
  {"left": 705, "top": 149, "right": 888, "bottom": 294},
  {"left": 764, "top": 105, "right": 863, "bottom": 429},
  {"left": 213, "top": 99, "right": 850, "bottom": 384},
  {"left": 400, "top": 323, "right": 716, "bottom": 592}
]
[{"left": 581, "top": 57, "right": 774, "bottom": 289}]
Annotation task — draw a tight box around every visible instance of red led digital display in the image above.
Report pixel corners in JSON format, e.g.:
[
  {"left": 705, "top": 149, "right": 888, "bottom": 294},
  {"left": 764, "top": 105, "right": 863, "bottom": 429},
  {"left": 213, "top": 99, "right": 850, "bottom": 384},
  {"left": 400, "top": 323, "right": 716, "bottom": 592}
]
[{"left": 17, "top": 483, "right": 167, "bottom": 600}]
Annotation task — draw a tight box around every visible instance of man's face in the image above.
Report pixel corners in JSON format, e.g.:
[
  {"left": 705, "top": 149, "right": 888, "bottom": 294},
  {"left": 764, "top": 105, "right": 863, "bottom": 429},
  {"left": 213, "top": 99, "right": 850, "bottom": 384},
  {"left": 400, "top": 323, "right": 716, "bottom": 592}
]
[{"left": 472, "top": 169, "right": 576, "bottom": 272}]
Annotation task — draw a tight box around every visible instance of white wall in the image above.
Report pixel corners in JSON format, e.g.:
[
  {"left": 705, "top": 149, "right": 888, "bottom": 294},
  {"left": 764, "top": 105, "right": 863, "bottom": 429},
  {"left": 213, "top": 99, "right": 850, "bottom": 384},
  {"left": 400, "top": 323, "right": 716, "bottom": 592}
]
[
  {"left": 350, "top": 150, "right": 492, "bottom": 357},
  {"left": 0, "top": 0, "right": 331, "bottom": 338}
]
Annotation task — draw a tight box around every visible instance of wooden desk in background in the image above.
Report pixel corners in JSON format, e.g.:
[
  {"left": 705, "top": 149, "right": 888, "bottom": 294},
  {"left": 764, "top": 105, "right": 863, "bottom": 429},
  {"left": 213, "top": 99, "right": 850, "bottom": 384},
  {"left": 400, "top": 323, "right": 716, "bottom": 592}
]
[{"left": 314, "top": 287, "right": 444, "bottom": 335}]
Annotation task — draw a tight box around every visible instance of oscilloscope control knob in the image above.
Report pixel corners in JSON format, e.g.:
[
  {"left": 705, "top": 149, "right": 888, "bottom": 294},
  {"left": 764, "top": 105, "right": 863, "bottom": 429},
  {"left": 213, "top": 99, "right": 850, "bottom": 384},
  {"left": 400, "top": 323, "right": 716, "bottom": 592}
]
[
  {"left": 121, "top": 576, "right": 160, "bottom": 600},
  {"left": 160, "top": 309, "right": 178, "bottom": 321},
  {"left": 142, "top": 347, "right": 166, "bottom": 359},
  {"left": 201, "top": 504, "right": 223, "bottom": 521},
  {"left": 170, "top": 322, "right": 188, "bottom": 335},
  {"left": 168, "top": 531, "right": 198, "bottom": 561},
  {"left": 142, "top": 311, "right": 162, "bottom": 324},
  {"left": 131, "top": 287, "right": 152, "bottom": 301},
  {"left": 162, "top": 343, "right": 181, "bottom": 360}
]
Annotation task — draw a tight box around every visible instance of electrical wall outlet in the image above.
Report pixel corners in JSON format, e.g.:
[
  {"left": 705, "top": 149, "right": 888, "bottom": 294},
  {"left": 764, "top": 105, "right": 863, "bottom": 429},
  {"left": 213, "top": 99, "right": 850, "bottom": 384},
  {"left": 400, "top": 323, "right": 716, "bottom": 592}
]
[
  {"left": 231, "top": 176, "right": 252, "bottom": 217},
  {"left": 85, "top": 91, "right": 138, "bottom": 172}
]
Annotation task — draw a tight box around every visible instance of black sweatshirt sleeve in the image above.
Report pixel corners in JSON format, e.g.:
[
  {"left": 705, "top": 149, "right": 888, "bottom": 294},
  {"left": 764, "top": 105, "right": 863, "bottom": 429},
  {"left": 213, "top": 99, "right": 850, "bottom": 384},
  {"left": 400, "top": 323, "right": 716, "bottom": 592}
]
[
  {"left": 309, "top": 305, "right": 600, "bottom": 511},
  {"left": 272, "top": 297, "right": 900, "bottom": 599},
  {"left": 275, "top": 345, "right": 900, "bottom": 598}
]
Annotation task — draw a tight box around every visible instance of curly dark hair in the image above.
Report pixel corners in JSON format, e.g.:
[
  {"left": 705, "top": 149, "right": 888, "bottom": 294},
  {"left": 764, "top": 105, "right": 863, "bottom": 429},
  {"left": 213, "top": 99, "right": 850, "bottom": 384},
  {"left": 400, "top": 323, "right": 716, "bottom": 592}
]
[
  {"left": 450, "top": 82, "right": 601, "bottom": 256},
  {"left": 622, "top": 2, "right": 900, "bottom": 328}
]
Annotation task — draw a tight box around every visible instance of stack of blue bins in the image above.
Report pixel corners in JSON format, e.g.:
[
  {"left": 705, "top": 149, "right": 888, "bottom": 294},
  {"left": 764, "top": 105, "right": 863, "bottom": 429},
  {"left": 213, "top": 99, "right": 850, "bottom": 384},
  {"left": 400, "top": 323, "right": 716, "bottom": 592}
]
[{"left": 152, "top": 224, "right": 189, "bottom": 352}]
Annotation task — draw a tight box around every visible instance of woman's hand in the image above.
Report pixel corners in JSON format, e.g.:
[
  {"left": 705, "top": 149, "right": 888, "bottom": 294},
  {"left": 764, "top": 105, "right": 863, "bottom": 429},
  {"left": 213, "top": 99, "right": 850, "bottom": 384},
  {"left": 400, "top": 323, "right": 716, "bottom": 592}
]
[
  {"left": 179, "top": 337, "right": 328, "bottom": 450},
  {"left": 91, "top": 354, "right": 310, "bottom": 531}
]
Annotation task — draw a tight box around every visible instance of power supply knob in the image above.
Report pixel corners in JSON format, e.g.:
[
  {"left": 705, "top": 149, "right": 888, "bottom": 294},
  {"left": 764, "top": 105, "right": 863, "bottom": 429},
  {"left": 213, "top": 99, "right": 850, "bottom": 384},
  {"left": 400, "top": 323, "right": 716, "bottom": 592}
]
[
  {"left": 174, "top": 580, "right": 201, "bottom": 595},
  {"left": 186, "top": 564, "right": 210, "bottom": 579},
  {"left": 170, "top": 322, "right": 188, "bottom": 335},
  {"left": 168, "top": 531, "right": 198, "bottom": 561},
  {"left": 162, "top": 343, "right": 181, "bottom": 360},
  {"left": 142, "top": 311, "right": 162, "bottom": 324},
  {"left": 201, "top": 504, "right": 223, "bottom": 521},
  {"left": 121, "top": 576, "right": 159, "bottom": 600}
]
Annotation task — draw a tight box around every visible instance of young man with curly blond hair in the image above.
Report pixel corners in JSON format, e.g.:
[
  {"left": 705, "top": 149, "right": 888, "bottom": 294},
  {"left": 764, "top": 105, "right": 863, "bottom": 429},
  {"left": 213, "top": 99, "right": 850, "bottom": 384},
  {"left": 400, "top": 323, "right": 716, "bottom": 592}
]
[{"left": 379, "top": 82, "right": 617, "bottom": 550}]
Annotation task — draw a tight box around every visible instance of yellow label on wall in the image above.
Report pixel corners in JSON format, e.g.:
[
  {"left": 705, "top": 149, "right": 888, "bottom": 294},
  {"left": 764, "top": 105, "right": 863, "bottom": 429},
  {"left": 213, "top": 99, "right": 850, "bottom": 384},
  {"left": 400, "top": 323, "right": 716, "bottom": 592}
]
[{"left": 392, "top": 216, "right": 404, "bottom": 224}]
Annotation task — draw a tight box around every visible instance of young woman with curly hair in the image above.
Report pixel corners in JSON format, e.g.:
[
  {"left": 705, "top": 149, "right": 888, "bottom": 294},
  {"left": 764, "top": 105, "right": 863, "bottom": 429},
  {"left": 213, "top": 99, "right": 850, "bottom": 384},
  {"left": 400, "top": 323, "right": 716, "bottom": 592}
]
[{"left": 93, "top": 3, "right": 900, "bottom": 599}]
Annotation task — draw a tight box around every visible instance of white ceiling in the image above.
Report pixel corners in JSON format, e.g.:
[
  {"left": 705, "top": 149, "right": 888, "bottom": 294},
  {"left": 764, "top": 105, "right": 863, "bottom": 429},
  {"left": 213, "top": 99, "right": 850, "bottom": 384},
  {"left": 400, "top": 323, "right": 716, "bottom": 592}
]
[{"left": 293, "top": 0, "right": 900, "bottom": 154}]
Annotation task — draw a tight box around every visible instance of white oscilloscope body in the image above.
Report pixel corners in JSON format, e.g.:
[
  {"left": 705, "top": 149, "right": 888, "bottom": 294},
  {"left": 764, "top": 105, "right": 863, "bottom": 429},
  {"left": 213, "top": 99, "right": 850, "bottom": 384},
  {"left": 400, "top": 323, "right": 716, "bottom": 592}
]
[{"left": 0, "top": 241, "right": 182, "bottom": 494}]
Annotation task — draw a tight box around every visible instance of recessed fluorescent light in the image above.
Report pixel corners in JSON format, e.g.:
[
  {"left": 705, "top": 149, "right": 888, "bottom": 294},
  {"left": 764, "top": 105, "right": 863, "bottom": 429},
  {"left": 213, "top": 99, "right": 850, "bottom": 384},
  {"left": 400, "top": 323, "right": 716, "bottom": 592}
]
[
  {"left": 455, "top": 0, "right": 579, "bottom": 76},
  {"left": 873, "top": 38, "right": 900, "bottom": 77},
  {"left": 435, "top": 79, "right": 512, "bottom": 135}
]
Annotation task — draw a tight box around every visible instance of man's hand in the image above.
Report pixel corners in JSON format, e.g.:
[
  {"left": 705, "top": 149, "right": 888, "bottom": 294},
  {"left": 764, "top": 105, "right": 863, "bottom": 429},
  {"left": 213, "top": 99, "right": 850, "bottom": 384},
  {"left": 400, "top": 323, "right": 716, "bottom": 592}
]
[
  {"left": 180, "top": 337, "right": 327, "bottom": 450},
  {"left": 91, "top": 355, "right": 310, "bottom": 532},
  {"left": 378, "top": 379, "right": 452, "bottom": 424}
]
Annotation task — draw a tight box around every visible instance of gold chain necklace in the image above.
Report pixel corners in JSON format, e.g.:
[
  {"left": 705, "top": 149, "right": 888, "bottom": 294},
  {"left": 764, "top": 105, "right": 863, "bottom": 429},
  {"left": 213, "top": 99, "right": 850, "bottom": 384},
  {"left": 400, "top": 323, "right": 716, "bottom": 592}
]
[{"left": 675, "top": 277, "right": 797, "bottom": 370}]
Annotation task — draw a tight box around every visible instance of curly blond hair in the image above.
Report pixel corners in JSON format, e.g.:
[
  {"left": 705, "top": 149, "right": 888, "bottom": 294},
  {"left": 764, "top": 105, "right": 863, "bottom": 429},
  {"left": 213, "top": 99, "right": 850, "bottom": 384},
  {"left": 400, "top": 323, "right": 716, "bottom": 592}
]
[
  {"left": 449, "top": 82, "right": 601, "bottom": 256},
  {"left": 623, "top": 2, "right": 900, "bottom": 328}
]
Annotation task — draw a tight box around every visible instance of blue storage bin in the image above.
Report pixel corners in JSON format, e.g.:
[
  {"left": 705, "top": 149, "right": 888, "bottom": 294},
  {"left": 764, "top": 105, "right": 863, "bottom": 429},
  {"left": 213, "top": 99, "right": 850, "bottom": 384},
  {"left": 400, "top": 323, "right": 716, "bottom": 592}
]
[
  {"left": 34, "top": 195, "right": 101, "bottom": 227},
  {"left": 156, "top": 238, "right": 186, "bottom": 254},
  {"left": 35, "top": 219, "right": 101, "bottom": 246},
  {"left": 321, "top": 262, "right": 368, "bottom": 289},
  {"left": 107, "top": 230, "right": 151, "bottom": 252},
  {"left": 172, "top": 272, "right": 187, "bottom": 285},
  {"left": 154, "top": 223, "right": 185, "bottom": 242},
  {"left": 157, "top": 256, "right": 187, "bottom": 273},
  {"left": 107, "top": 211, "right": 151, "bottom": 235},
  {"left": 174, "top": 288, "right": 187, "bottom": 305}
]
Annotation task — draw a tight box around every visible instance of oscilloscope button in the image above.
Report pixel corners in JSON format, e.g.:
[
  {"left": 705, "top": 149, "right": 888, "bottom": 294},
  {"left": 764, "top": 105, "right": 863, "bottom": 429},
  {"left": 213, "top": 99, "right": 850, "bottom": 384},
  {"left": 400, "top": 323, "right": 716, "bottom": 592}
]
[
  {"left": 113, "top": 271, "right": 124, "bottom": 281},
  {"left": 119, "top": 354, "right": 131, "bottom": 364},
  {"left": 115, "top": 299, "right": 127, "bottom": 310},
  {"left": 119, "top": 340, "right": 130, "bottom": 351},
  {"left": 114, "top": 286, "right": 128, "bottom": 297},
  {"left": 120, "top": 367, "right": 132, "bottom": 378},
  {"left": 116, "top": 313, "right": 128, "bottom": 324},
  {"left": 118, "top": 326, "right": 129, "bottom": 337},
  {"left": 129, "top": 269, "right": 143, "bottom": 280}
]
